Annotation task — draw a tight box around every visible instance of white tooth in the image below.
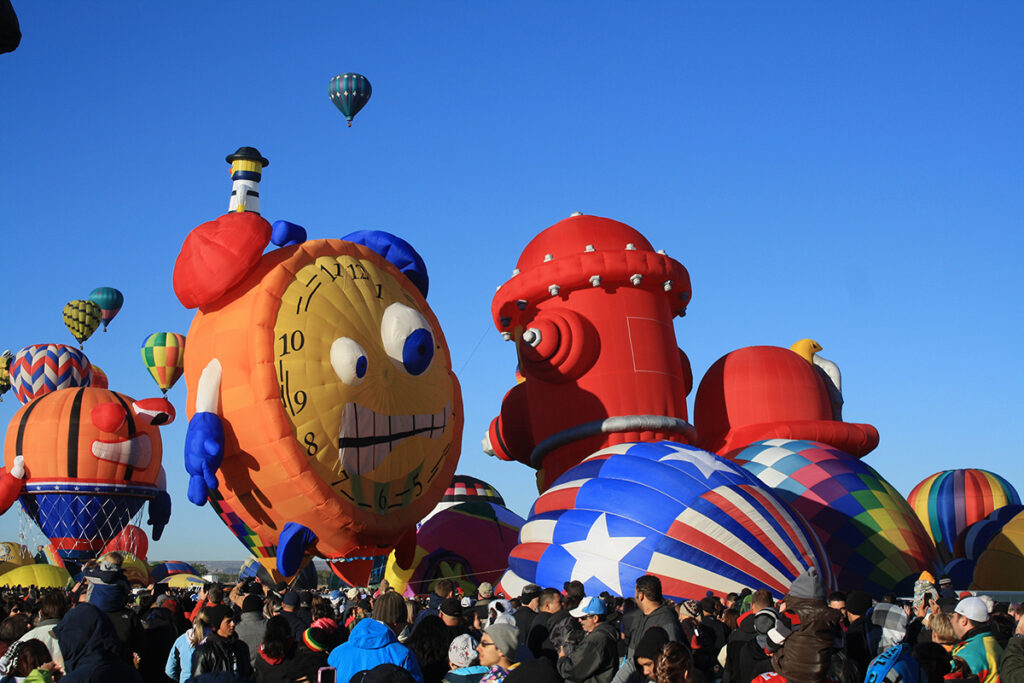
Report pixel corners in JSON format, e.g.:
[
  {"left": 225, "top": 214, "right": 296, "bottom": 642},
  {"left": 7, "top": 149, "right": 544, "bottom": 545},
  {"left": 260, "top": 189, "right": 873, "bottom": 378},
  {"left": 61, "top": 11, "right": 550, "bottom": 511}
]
[
  {"left": 374, "top": 411, "right": 389, "bottom": 439},
  {"left": 394, "top": 414, "right": 413, "bottom": 435},
  {"left": 359, "top": 445, "right": 376, "bottom": 475},
  {"left": 358, "top": 405, "right": 374, "bottom": 439},
  {"left": 340, "top": 446, "right": 357, "bottom": 474}
]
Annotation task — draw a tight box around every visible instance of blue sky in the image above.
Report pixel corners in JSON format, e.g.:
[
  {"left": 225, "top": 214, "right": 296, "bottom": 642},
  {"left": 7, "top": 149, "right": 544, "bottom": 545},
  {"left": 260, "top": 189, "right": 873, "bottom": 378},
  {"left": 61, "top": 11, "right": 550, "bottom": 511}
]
[{"left": 1, "top": 2, "right": 1022, "bottom": 561}]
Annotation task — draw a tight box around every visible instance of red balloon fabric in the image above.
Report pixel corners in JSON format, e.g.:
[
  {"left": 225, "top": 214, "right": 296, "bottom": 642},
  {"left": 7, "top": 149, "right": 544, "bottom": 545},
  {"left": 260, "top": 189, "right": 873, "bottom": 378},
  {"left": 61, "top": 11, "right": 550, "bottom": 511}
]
[
  {"left": 487, "top": 214, "right": 696, "bottom": 490},
  {"left": 102, "top": 524, "right": 149, "bottom": 561},
  {"left": 694, "top": 346, "right": 879, "bottom": 458}
]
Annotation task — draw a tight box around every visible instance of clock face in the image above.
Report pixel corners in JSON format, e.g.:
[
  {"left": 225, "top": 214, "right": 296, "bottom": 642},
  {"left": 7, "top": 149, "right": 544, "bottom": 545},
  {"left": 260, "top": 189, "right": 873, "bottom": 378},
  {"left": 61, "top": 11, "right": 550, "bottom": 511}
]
[{"left": 270, "top": 246, "right": 458, "bottom": 516}]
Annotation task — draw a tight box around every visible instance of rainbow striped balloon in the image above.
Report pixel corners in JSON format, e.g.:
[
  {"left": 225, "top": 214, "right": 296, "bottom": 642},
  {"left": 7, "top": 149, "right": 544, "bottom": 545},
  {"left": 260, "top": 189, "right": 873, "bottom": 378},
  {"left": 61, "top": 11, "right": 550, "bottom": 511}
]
[{"left": 907, "top": 469, "right": 1021, "bottom": 561}]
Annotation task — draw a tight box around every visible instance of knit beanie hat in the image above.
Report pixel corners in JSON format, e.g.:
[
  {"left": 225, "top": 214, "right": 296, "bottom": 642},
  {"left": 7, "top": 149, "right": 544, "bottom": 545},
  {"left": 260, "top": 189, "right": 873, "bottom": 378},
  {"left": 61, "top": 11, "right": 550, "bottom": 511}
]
[
  {"left": 484, "top": 623, "right": 519, "bottom": 661},
  {"left": 448, "top": 633, "right": 479, "bottom": 668},
  {"left": 241, "top": 595, "right": 264, "bottom": 613},
  {"left": 845, "top": 590, "right": 872, "bottom": 617},
  {"left": 634, "top": 626, "right": 669, "bottom": 662},
  {"left": 786, "top": 568, "right": 825, "bottom": 601}
]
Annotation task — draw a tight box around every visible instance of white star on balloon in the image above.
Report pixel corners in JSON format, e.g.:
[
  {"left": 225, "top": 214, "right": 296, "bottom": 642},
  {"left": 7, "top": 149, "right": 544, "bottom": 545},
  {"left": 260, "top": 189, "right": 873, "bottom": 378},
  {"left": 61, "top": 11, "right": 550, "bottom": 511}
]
[
  {"left": 562, "top": 513, "right": 645, "bottom": 595},
  {"left": 685, "top": 449, "right": 735, "bottom": 480}
]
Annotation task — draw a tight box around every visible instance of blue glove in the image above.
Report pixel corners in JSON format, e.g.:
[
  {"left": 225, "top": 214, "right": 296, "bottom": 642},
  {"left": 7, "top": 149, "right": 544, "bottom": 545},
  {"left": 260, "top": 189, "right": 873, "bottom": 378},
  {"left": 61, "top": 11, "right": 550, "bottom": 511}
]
[
  {"left": 147, "top": 491, "right": 172, "bottom": 540},
  {"left": 184, "top": 411, "right": 224, "bottom": 505},
  {"left": 276, "top": 522, "right": 318, "bottom": 578},
  {"left": 271, "top": 220, "right": 307, "bottom": 247}
]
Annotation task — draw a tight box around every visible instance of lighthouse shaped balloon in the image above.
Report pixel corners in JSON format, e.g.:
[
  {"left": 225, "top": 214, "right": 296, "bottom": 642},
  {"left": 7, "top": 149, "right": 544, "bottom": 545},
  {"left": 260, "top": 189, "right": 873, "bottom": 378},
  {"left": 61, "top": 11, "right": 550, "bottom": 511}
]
[{"left": 173, "top": 148, "right": 462, "bottom": 583}]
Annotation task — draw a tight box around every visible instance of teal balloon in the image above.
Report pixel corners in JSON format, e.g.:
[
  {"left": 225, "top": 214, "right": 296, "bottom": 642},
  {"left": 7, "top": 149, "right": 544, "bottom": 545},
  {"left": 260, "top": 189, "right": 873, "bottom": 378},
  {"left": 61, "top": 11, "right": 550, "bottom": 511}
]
[
  {"left": 328, "top": 73, "right": 372, "bottom": 126},
  {"left": 89, "top": 287, "right": 124, "bottom": 330}
]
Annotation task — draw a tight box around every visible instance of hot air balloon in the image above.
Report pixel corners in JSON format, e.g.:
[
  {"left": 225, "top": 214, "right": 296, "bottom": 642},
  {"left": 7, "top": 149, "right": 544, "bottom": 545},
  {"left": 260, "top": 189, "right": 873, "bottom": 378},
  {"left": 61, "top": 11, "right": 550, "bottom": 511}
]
[
  {"left": 502, "top": 441, "right": 832, "bottom": 601},
  {"left": 386, "top": 478, "right": 524, "bottom": 596},
  {"left": 8, "top": 344, "right": 91, "bottom": 405},
  {"left": 62, "top": 300, "right": 102, "bottom": 347},
  {"left": 0, "top": 564, "right": 72, "bottom": 589},
  {"left": 141, "top": 333, "right": 185, "bottom": 394},
  {"left": 0, "top": 542, "right": 33, "bottom": 567},
  {"left": 2, "top": 387, "right": 173, "bottom": 562},
  {"left": 328, "top": 73, "right": 372, "bottom": 126},
  {"left": 149, "top": 560, "right": 198, "bottom": 583},
  {"left": 89, "top": 364, "right": 109, "bottom": 389},
  {"left": 120, "top": 552, "right": 151, "bottom": 586},
  {"left": 173, "top": 210, "right": 461, "bottom": 585},
  {"left": 907, "top": 469, "right": 1021, "bottom": 562},
  {"left": 954, "top": 504, "right": 1024, "bottom": 561},
  {"left": 101, "top": 524, "right": 149, "bottom": 561},
  {"left": 971, "top": 510, "right": 1024, "bottom": 590},
  {"left": 732, "top": 439, "right": 940, "bottom": 596},
  {"left": 88, "top": 287, "right": 124, "bottom": 331},
  {"left": 0, "top": 350, "right": 12, "bottom": 402}
]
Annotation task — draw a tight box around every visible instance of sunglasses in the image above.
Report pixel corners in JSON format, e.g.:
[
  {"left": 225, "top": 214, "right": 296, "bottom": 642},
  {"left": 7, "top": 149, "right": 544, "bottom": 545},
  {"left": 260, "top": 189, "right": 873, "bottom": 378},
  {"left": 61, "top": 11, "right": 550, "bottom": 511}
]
[{"left": 479, "top": 641, "right": 497, "bottom": 648}]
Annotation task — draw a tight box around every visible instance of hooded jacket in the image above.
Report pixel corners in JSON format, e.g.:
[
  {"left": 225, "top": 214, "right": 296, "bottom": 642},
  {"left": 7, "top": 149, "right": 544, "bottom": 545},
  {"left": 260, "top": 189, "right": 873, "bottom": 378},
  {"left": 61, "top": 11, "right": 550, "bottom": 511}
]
[
  {"left": 190, "top": 630, "right": 253, "bottom": 679},
  {"left": 53, "top": 603, "right": 143, "bottom": 683},
  {"left": 952, "top": 625, "right": 1003, "bottom": 683},
  {"left": 557, "top": 621, "right": 620, "bottom": 683},
  {"left": 327, "top": 618, "right": 423, "bottom": 683}
]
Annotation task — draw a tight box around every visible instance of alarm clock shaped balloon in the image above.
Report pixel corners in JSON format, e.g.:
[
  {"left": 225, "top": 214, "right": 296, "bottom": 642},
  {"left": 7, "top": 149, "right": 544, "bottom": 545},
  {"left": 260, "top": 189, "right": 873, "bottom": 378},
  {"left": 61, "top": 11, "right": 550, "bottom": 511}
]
[{"left": 173, "top": 212, "right": 463, "bottom": 583}]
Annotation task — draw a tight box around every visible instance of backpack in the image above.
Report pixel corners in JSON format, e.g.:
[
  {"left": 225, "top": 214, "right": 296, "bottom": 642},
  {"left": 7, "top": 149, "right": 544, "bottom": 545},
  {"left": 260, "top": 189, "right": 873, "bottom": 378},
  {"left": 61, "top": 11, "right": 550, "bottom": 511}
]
[{"left": 864, "top": 644, "right": 922, "bottom": 683}]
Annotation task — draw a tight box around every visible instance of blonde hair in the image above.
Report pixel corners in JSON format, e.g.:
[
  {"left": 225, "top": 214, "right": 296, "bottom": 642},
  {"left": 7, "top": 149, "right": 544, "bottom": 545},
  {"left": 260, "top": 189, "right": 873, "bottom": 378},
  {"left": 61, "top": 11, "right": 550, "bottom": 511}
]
[{"left": 930, "top": 612, "right": 956, "bottom": 645}]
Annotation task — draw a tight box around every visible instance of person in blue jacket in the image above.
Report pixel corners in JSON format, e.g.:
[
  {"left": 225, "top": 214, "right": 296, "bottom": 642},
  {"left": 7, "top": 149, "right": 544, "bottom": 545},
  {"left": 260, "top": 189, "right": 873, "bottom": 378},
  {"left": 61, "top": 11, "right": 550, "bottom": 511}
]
[
  {"left": 327, "top": 617, "right": 424, "bottom": 683},
  {"left": 53, "top": 603, "right": 143, "bottom": 683}
]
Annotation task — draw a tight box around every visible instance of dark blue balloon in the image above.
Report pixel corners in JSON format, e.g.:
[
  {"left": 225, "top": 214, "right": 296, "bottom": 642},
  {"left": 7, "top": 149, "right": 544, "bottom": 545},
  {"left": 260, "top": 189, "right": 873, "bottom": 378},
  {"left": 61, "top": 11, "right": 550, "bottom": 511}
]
[{"left": 342, "top": 230, "right": 429, "bottom": 297}]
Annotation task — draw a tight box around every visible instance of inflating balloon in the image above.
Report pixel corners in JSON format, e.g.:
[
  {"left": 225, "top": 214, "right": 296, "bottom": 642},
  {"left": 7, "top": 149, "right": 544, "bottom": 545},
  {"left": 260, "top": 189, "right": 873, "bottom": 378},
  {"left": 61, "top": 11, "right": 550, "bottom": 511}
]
[
  {"left": 89, "top": 364, "right": 109, "bottom": 390},
  {"left": 149, "top": 561, "right": 198, "bottom": 583},
  {"left": 501, "top": 441, "right": 832, "bottom": 600},
  {"left": 88, "top": 287, "right": 124, "bottom": 331},
  {"left": 9, "top": 344, "right": 91, "bottom": 405},
  {"left": 101, "top": 524, "right": 149, "bottom": 561},
  {"left": 119, "top": 552, "right": 150, "bottom": 586},
  {"left": 954, "top": 504, "right": 1024, "bottom": 561},
  {"left": 2, "top": 387, "right": 173, "bottom": 561},
  {"left": 0, "top": 564, "right": 71, "bottom": 589},
  {"left": 0, "top": 542, "right": 32, "bottom": 567},
  {"left": 328, "top": 73, "right": 372, "bottom": 126},
  {"left": 141, "top": 332, "right": 185, "bottom": 394},
  {"left": 971, "top": 510, "right": 1024, "bottom": 590},
  {"left": 162, "top": 573, "right": 205, "bottom": 588},
  {"left": 0, "top": 350, "right": 11, "bottom": 402},
  {"left": 907, "top": 469, "right": 1021, "bottom": 562},
  {"left": 62, "top": 300, "right": 101, "bottom": 346},
  {"left": 386, "top": 478, "right": 524, "bottom": 596},
  {"left": 732, "top": 439, "right": 939, "bottom": 596},
  {"left": 486, "top": 215, "right": 696, "bottom": 491},
  {"left": 694, "top": 346, "right": 879, "bottom": 458},
  {"left": 174, "top": 157, "right": 462, "bottom": 584}
]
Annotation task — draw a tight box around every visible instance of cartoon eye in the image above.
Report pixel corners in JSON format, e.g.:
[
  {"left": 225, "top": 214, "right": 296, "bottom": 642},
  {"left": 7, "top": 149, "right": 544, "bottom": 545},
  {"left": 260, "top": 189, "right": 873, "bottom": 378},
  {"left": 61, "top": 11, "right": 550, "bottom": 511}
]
[
  {"left": 381, "top": 302, "right": 435, "bottom": 376},
  {"left": 331, "top": 337, "right": 369, "bottom": 386},
  {"left": 133, "top": 398, "right": 177, "bottom": 426}
]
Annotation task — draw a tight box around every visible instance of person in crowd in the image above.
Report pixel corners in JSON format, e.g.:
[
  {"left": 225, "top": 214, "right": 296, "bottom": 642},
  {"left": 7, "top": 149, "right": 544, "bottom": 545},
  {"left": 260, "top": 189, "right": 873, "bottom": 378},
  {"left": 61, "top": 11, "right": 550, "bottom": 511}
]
[
  {"left": 723, "top": 588, "right": 772, "bottom": 683},
  {"left": 166, "top": 606, "right": 210, "bottom": 683},
  {"left": 407, "top": 614, "right": 453, "bottom": 683},
  {"left": 418, "top": 581, "right": 456, "bottom": 624},
  {"left": 439, "top": 599, "right": 469, "bottom": 640},
  {"left": 1, "top": 638, "right": 60, "bottom": 683},
  {"left": 253, "top": 614, "right": 325, "bottom": 682},
  {"left": 477, "top": 623, "right": 519, "bottom": 683},
  {"left": 0, "top": 615, "right": 31, "bottom": 660},
  {"left": 842, "top": 589, "right": 873, "bottom": 675},
  {"left": 327, "top": 611, "right": 423, "bottom": 683},
  {"left": 827, "top": 592, "right": 847, "bottom": 626},
  {"left": 868, "top": 600, "right": 909, "bottom": 655},
  {"left": 32, "top": 547, "right": 47, "bottom": 566},
  {"left": 235, "top": 594, "right": 266, "bottom": 667},
  {"left": 770, "top": 568, "right": 852, "bottom": 683},
  {"left": 138, "top": 593, "right": 178, "bottom": 683},
  {"left": 999, "top": 610, "right": 1024, "bottom": 683},
  {"left": 527, "top": 588, "right": 564, "bottom": 661},
  {"left": 473, "top": 583, "right": 495, "bottom": 624},
  {"left": 950, "top": 596, "right": 1003, "bottom": 683},
  {"left": 513, "top": 586, "right": 540, "bottom": 647},
  {"left": 612, "top": 575, "right": 683, "bottom": 683},
  {"left": 654, "top": 642, "right": 691, "bottom": 683},
  {"left": 376, "top": 591, "right": 412, "bottom": 642},
  {"left": 0, "top": 592, "right": 66, "bottom": 674},
  {"left": 443, "top": 633, "right": 487, "bottom": 683},
  {"left": 930, "top": 611, "right": 958, "bottom": 652},
  {"left": 556, "top": 596, "right": 619, "bottom": 683},
  {"left": 54, "top": 603, "right": 143, "bottom": 682},
  {"left": 189, "top": 603, "right": 253, "bottom": 680},
  {"left": 564, "top": 582, "right": 585, "bottom": 613},
  {"left": 629, "top": 627, "right": 669, "bottom": 683},
  {"left": 280, "top": 591, "right": 312, "bottom": 640}
]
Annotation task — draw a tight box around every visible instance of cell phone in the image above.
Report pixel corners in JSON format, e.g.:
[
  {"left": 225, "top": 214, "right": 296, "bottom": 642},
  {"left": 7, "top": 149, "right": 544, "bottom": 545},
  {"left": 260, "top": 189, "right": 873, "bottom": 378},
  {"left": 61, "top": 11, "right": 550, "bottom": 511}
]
[{"left": 318, "top": 667, "right": 337, "bottom": 683}]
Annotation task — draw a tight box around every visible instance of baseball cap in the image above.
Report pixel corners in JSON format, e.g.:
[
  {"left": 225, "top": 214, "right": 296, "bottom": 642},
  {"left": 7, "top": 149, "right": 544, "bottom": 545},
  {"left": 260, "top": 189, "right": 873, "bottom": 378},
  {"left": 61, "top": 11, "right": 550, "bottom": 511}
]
[
  {"left": 440, "top": 598, "right": 463, "bottom": 617},
  {"left": 954, "top": 596, "right": 989, "bottom": 623},
  {"left": 282, "top": 590, "right": 300, "bottom": 607},
  {"left": 569, "top": 595, "right": 606, "bottom": 617}
]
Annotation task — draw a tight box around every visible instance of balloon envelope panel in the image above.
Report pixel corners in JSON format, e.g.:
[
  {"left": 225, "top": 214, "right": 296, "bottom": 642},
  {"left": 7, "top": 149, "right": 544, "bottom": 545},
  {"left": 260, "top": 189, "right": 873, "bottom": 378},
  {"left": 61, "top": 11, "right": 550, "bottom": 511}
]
[
  {"left": 733, "top": 439, "right": 938, "bottom": 596},
  {"left": 972, "top": 510, "right": 1024, "bottom": 590},
  {"left": 507, "top": 441, "right": 831, "bottom": 601},
  {"left": 9, "top": 345, "right": 91, "bottom": 405},
  {"left": 908, "top": 469, "right": 1021, "bottom": 560}
]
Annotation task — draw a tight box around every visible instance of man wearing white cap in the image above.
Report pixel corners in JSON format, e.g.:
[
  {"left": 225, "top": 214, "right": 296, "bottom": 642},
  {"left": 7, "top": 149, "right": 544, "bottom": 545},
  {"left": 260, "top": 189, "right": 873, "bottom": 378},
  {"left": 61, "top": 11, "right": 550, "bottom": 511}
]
[
  {"left": 951, "top": 596, "right": 1003, "bottom": 683},
  {"left": 557, "top": 596, "right": 619, "bottom": 683}
]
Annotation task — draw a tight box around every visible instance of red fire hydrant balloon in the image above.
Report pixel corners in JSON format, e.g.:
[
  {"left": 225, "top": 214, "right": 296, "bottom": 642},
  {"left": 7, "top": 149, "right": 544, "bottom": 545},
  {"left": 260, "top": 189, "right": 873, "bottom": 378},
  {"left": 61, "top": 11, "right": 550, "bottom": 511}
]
[{"left": 485, "top": 214, "right": 695, "bottom": 491}]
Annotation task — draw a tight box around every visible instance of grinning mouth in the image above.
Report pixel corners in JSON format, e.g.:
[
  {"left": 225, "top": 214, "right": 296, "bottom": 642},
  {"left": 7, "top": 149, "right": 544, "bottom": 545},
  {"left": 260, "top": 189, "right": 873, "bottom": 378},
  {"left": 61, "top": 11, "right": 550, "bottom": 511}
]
[
  {"left": 338, "top": 402, "right": 450, "bottom": 475},
  {"left": 91, "top": 434, "right": 153, "bottom": 469}
]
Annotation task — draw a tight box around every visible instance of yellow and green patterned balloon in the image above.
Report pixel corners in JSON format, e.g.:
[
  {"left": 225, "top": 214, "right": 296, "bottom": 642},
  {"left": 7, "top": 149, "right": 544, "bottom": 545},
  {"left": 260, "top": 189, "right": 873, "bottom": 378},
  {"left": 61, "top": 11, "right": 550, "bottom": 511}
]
[
  {"left": 141, "top": 332, "right": 185, "bottom": 394},
  {"left": 62, "top": 300, "right": 102, "bottom": 346}
]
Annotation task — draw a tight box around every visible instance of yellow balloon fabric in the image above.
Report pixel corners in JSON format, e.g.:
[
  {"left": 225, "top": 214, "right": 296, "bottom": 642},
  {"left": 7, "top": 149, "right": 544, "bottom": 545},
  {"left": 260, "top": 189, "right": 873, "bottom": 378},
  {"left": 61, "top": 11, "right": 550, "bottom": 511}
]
[
  {"left": 0, "top": 542, "right": 33, "bottom": 567},
  {"left": 162, "top": 573, "right": 206, "bottom": 587},
  {"left": 63, "top": 300, "right": 102, "bottom": 345},
  {"left": 972, "top": 510, "right": 1024, "bottom": 590},
  {"left": 0, "top": 564, "right": 72, "bottom": 589}
]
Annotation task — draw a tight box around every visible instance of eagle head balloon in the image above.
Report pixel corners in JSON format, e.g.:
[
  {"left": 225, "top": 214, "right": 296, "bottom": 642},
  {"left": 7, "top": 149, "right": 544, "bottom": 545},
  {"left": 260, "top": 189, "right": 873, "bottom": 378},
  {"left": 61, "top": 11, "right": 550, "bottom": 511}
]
[
  {"left": 0, "top": 387, "right": 175, "bottom": 560},
  {"left": 486, "top": 214, "right": 695, "bottom": 491},
  {"left": 172, "top": 155, "right": 462, "bottom": 583}
]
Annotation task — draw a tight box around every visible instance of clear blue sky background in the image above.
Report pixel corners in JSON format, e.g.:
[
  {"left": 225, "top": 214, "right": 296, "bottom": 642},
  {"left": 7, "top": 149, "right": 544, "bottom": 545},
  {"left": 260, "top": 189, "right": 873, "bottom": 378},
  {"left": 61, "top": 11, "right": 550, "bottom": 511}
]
[{"left": 1, "top": 3, "right": 1022, "bottom": 561}]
